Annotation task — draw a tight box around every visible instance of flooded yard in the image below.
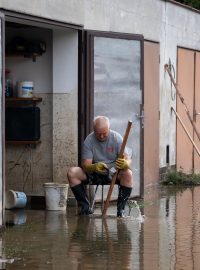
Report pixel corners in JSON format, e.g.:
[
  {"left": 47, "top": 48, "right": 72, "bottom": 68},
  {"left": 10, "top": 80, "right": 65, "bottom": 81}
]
[{"left": 1, "top": 185, "right": 200, "bottom": 269}]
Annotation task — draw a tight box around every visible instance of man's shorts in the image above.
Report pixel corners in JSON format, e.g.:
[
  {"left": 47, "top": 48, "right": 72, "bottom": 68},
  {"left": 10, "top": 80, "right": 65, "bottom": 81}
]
[{"left": 84, "top": 172, "right": 120, "bottom": 185}]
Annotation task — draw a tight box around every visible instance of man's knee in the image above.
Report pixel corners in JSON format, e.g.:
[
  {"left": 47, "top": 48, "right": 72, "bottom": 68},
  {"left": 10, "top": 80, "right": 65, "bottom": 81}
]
[
  {"left": 67, "top": 166, "right": 87, "bottom": 185},
  {"left": 120, "top": 169, "right": 132, "bottom": 178},
  {"left": 67, "top": 167, "right": 80, "bottom": 181},
  {"left": 118, "top": 169, "right": 133, "bottom": 186},
  {"left": 67, "top": 167, "right": 75, "bottom": 179}
]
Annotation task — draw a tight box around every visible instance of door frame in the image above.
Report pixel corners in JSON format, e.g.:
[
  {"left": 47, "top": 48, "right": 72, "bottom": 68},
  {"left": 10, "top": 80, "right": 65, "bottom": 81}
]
[
  {"left": 79, "top": 29, "right": 144, "bottom": 196},
  {"left": 143, "top": 40, "right": 160, "bottom": 187},
  {"left": 0, "top": 11, "right": 5, "bottom": 227}
]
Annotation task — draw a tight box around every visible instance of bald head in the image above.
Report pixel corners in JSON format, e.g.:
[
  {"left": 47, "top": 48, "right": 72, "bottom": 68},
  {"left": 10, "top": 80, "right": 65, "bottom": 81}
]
[
  {"left": 93, "top": 116, "right": 110, "bottom": 142},
  {"left": 93, "top": 116, "right": 110, "bottom": 129}
]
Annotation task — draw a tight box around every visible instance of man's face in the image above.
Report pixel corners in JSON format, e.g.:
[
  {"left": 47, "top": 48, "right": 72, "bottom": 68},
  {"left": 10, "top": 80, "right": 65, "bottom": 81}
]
[{"left": 94, "top": 126, "right": 109, "bottom": 142}]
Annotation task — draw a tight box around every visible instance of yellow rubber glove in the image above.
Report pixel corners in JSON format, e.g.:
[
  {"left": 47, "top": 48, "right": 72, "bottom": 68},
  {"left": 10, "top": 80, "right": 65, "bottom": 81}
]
[
  {"left": 84, "top": 162, "right": 108, "bottom": 174},
  {"left": 115, "top": 158, "right": 129, "bottom": 170}
]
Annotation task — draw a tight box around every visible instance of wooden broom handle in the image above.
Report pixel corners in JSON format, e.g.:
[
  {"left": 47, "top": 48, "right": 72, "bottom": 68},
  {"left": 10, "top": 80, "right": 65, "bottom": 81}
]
[{"left": 102, "top": 120, "right": 132, "bottom": 216}]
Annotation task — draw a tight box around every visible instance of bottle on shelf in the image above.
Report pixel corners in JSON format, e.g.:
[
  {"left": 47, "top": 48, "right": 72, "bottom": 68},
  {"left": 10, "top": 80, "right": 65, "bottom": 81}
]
[{"left": 5, "top": 69, "right": 13, "bottom": 97}]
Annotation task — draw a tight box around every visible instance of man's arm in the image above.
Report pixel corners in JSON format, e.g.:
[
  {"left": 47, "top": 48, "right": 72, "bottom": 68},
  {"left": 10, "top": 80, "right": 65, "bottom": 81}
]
[{"left": 81, "top": 159, "right": 93, "bottom": 169}]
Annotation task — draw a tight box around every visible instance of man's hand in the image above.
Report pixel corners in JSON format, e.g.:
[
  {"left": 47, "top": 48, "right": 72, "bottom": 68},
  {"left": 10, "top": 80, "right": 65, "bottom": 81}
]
[
  {"left": 95, "top": 162, "right": 108, "bottom": 173},
  {"left": 115, "top": 158, "right": 129, "bottom": 170},
  {"left": 84, "top": 162, "right": 108, "bottom": 174}
]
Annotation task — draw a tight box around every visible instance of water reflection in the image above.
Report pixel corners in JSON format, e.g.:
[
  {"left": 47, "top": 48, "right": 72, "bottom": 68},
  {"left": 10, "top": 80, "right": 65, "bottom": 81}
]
[
  {"left": 5, "top": 210, "right": 27, "bottom": 226},
  {"left": 68, "top": 215, "right": 141, "bottom": 269},
  {"left": 45, "top": 211, "right": 68, "bottom": 233},
  {"left": 143, "top": 186, "right": 200, "bottom": 270},
  {"left": 2, "top": 186, "right": 200, "bottom": 269}
]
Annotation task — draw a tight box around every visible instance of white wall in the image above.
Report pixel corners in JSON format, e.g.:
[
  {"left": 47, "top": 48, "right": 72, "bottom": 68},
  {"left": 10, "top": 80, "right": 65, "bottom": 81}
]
[
  {"left": 5, "top": 26, "right": 52, "bottom": 94},
  {"left": 53, "top": 28, "right": 78, "bottom": 93},
  {"left": 160, "top": 2, "right": 200, "bottom": 167},
  {"left": 0, "top": 0, "right": 84, "bottom": 26}
]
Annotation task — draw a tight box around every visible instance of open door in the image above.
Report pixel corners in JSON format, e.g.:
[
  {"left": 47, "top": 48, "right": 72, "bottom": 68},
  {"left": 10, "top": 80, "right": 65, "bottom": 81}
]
[
  {"left": 83, "top": 30, "right": 144, "bottom": 197},
  {"left": 144, "top": 41, "right": 160, "bottom": 186}
]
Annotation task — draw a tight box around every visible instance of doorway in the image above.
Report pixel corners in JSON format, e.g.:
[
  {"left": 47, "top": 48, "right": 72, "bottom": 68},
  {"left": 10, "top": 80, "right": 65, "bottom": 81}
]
[
  {"left": 82, "top": 31, "right": 144, "bottom": 197},
  {"left": 3, "top": 13, "right": 80, "bottom": 211}
]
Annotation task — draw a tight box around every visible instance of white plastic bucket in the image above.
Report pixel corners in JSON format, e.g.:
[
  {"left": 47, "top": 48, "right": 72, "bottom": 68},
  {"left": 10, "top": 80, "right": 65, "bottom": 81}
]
[
  {"left": 18, "top": 81, "right": 33, "bottom": 98},
  {"left": 5, "top": 190, "right": 27, "bottom": 209},
  {"left": 43, "top": 183, "right": 69, "bottom": 211}
]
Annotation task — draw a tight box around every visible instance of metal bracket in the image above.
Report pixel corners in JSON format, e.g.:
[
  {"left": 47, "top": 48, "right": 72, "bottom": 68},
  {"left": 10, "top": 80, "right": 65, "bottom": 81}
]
[
  {"left": 135, "top": 113, "right": 144, "bottom": 119},
  {"left": 136, "top": 110, "right": 144, "bottom": 128}
]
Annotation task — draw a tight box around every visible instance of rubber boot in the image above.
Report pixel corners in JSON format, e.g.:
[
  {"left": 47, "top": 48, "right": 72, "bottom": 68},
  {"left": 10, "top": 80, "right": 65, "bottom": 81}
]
[
  {"left": 71, "top": 184, "right": 92, "bottom": 215},
  {"left": 117, "top": 185, "right": 132, "bottom": 217}
]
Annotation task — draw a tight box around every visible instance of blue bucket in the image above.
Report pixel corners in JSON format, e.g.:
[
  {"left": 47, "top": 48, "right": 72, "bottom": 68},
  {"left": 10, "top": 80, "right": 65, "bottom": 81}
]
[{"left": 5, "top": 190, "right": 27, "bottom": 209}]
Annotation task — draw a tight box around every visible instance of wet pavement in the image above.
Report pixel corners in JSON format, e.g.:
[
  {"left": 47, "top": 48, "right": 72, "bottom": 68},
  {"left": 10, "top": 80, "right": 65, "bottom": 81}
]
[{"left": 1, "top": 185, "right": 200, "bottom": 270}]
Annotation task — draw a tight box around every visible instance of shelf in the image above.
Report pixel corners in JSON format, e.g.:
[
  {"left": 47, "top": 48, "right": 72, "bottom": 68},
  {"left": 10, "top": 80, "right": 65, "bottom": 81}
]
[
  {"left": 6, "top": 52, "right": 41, "bottom": 62},
  {"left": 5, "top": 97, "right": 42, "bottom": 106},
  {"left": 6, "top": 97, "right": 42, "bottom": 102},
  {"left": 6, "top": 140, "right": 41, "bottom": 145}
]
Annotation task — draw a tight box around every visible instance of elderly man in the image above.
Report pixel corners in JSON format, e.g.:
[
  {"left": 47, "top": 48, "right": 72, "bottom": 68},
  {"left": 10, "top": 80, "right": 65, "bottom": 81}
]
[{"left": 67, "top": 116, "right": 133, "bottom": 217}]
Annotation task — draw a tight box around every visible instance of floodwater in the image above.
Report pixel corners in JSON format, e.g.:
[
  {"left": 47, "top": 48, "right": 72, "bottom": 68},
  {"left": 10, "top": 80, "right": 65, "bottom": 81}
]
[{"left": 1, "top": 185, "right": 200, "bottom": 270}]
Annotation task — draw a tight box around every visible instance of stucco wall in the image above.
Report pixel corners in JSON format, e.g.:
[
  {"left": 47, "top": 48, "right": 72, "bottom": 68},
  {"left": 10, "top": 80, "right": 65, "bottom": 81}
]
[
  {"left": 0, "top": 0, "right": 84, "bottom": 26},
  {"left": 1, "top": 0, "right": 200, "bottom": 175},
  {"left": 52, "top": 29, "right": 78, "bottom": 183}
]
